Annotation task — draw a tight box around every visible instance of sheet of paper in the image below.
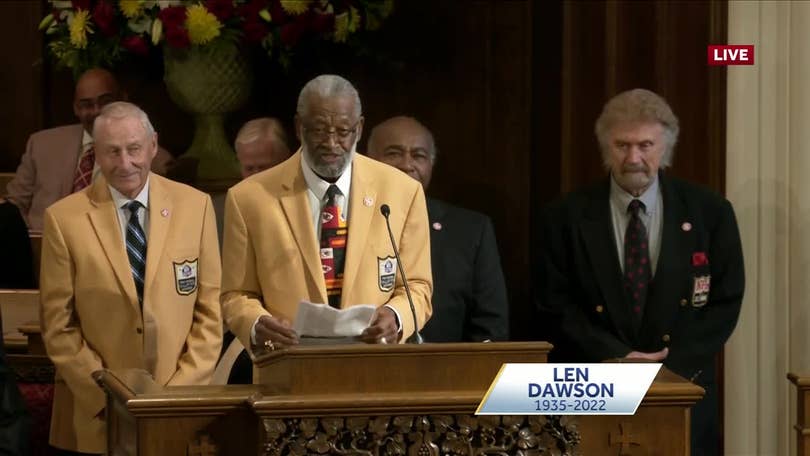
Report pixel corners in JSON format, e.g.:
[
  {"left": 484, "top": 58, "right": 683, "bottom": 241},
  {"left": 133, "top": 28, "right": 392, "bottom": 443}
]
[{"left": 293, "top": 301, "right": 377, "bottom": 337}]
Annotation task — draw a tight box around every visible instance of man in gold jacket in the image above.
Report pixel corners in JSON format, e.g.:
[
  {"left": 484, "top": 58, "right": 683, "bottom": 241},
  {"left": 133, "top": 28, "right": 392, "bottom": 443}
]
[
  {"left": 221, "top": 74, "right": 432, "bottom": 355},
  {"left": 40, "top": 102, "right": 222, "bottom": 454}
]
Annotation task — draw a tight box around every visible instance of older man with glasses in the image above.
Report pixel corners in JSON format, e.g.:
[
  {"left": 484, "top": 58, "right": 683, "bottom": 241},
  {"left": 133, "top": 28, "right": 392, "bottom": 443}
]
[{"left": 221, "top": 75, "right": 433, "bottom": 364}]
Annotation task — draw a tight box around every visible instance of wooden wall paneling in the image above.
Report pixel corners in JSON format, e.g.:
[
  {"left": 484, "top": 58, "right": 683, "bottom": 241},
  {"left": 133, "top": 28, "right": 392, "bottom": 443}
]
[
  {"left": 0, "top": 0, "right": 46, "bottom": 172},
  {"left": 486, "top": 1, "right": 533, "bottom": 340},
  {"left": 560, "top": 1, "right": 608, "bottom": 193}
]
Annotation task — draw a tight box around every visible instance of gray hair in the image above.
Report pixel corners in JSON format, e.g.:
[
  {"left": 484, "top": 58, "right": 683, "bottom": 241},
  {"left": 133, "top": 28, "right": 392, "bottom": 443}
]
[
  {"left": 594, "top": 88, "right": 679, "bottom": 168},
  {"left": 93, "top": 101, "right": 156, "bottom": 137},
  {"left": 296, "top": 74, "right": 362, "bottom": 119},
  {"left": 235, "top": 117, "right": 290, "bottom": 152}
]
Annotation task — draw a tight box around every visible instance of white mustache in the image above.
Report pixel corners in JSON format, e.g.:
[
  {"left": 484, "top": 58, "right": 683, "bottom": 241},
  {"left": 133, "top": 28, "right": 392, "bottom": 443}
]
[{"left": 622, "top": 165, "right": 649, "bottom": 173}]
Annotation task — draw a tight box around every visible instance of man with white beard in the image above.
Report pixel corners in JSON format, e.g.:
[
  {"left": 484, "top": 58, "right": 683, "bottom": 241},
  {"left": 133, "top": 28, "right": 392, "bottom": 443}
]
[{"left": 221, "top": 75, "right": 432, "bottom": 358}]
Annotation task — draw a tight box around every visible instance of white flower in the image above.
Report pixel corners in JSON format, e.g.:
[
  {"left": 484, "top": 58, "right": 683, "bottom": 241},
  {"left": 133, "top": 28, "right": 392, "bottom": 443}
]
[{"left": 128, "top": 16, "right": 153, "bottom": 35}]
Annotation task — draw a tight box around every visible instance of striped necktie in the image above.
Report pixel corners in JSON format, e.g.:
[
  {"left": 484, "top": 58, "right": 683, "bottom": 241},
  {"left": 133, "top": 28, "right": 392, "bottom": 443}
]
[
  {"left": 125, "top": 201, "right": 147, "bottom": 305},
  {"left": 72, "top": 144, "right": 94, "bottom": 192}
]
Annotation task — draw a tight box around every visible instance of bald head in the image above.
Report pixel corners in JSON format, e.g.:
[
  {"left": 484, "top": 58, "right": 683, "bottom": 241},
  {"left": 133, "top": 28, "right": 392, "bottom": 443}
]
[
  {"left": 367, "top": 116, "right": 436, "bottom": 189},
  {"left": 74, "top": 68, "right": 123, "bottom": 134}
]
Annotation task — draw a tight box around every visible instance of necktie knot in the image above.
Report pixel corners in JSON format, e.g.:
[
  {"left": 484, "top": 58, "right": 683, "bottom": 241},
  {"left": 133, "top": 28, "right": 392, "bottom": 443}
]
[
  {"left": 126, "top": 200, "right": 143, "bottom": 216},
  {"left": 325, "top": 184, "right": 342, "bottom": 204},
  {"left": 628, "top": 199, "right": 645, "bottom": 215},
  {"left": 326, "top": 184, "right": 343, "bottom": 201}
]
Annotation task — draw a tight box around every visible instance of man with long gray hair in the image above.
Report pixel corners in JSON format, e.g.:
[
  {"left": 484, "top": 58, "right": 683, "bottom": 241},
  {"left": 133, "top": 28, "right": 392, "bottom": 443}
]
[
  {"left": 536, "top": 89, "right": 744, "bottom": 455},
  {"left": 221, "top": 75, "right": 432, "bottom": 361}
]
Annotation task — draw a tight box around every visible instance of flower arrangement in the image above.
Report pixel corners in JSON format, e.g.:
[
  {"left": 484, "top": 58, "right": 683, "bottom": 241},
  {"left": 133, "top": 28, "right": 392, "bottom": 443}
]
[{"left": 40, "top": 0, "right": 394, "bottom": 76}]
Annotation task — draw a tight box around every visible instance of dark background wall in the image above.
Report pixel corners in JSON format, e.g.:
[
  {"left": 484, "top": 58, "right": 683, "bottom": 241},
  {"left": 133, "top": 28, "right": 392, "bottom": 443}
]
[{"left": 0, "top": 0, "right": 727, "bottom": 341}]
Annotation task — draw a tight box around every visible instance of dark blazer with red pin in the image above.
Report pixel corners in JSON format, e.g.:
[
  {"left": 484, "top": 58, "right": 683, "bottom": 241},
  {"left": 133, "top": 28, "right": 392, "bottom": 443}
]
[
  {"left": 535, "top": 171, "right": 744, "bottom": 456},
  {"left": 422, "top": 198, "right": 509, "bottom": 343}
]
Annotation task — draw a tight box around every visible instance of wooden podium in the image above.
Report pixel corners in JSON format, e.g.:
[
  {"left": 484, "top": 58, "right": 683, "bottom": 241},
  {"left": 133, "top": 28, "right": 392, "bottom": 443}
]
[
  {"left": 98, "top": 342, "right": 703, "bottom": 455},
  {"left": 788, "top": 372, "right": 810, "bottom": 455}
]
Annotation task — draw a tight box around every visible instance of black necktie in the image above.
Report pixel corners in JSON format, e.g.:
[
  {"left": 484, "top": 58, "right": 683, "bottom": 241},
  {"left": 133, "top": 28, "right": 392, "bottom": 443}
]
[
  {"left": 624, "top": 199, "right": 651, "bottom": 320},
  {"left": 125, "top": 201, "right": 147, "bottom": 305}
]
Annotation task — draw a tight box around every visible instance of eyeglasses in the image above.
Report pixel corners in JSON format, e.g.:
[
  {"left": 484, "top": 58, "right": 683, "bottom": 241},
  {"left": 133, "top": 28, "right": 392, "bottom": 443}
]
[
  {"left": 304, "top": 120, "right": 361, "bottom": 143},
  {"left": 75, "top": 94, "right": 118, "bottom": 111}
]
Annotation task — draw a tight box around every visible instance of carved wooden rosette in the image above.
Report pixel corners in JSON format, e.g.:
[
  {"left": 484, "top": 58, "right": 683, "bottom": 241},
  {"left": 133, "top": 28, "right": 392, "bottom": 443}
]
[{"left": 261, "top": 415, "right": 581, "bottom": 456}]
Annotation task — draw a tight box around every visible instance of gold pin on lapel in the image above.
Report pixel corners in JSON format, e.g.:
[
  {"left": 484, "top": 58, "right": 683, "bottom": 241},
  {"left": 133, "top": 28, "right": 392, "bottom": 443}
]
[
  {"left": 161, "top": 208, "right": 169, "bottom": 217},
  {"left": 363, "top": 196, "right": 373, "bottom": 207}
]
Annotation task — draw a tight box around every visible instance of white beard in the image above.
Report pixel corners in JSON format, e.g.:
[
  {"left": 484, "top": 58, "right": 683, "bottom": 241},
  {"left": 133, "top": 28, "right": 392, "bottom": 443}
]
[{"left": 302, "top": 138, "right": 358, "bottom": 179}]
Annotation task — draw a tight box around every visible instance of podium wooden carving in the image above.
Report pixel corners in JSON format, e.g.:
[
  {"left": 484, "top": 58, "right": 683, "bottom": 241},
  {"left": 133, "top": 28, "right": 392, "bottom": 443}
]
[
  {"left": 789, "top": 372, "right": 810, "bottom": 456},
  {"left": 98, "top": 342, "right": 702, "bottom": 455}
]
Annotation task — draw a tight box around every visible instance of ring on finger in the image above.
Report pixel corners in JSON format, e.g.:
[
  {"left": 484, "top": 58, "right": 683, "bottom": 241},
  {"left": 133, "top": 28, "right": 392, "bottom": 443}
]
[
  {"left": 380, "top": 336, "right": 388, "bottom": 344},
  {"left": 264, "top": 339, "right": 275, "bottom": 351}
]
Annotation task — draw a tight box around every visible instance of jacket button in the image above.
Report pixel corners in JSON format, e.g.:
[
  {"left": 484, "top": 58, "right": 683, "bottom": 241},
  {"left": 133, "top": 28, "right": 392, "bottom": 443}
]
[
  {"left": 595, "top": 305, "right": 604, "bottom": 313},
  {"left": 662, "top": 334, "right": 671, "bottom": 343},
  {"left": 136, "top": 328, "right": 143, "bottom": 334},
  {"left": 680, "top": 298, "right": 688, "bottom": 307}
]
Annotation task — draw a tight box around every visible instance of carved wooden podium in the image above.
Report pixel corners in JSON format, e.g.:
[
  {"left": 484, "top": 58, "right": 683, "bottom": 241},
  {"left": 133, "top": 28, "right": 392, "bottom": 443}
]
[
  {"left": 788, "top": 372, "right": 810, "bottom": 455},
  {"left": 98, "top": 342, "right": 702, "bottom": 455}
]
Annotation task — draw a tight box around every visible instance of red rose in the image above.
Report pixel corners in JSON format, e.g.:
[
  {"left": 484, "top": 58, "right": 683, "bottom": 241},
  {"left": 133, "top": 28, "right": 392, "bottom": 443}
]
[
  {"left": 158, "top": 6, "right": 187, "bottom": 29},
  {"left": 165, "top": 27, "right": 190, "bottom": 49},
  {"left": 71, "top": 0, "right": 91, "bottom": 11},
  {"left": 279, "top": 21, "right": 304, "bottom": 47},
  {"left": 122, "top": 35, "right": 149, "bottom": 56},
  {"left": 308, "top": 10, "right": 334, "bottom": 34},
  {"left": 242, "top": 19, "right": 269, "bottom": 44},
  {"left": 205, "top": 0, "right": 234, "bottom": 21},
  {"left": 692, "top": 252, "right": 709, "bottom": 267},
  {"left": 92, "top": 0, "right": 117, "bottom": 37}
]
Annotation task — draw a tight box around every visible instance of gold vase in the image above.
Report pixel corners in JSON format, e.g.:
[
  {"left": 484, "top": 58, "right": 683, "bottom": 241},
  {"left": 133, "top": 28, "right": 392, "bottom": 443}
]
[{"left": 164, "top": 44, "right": 253, "bottom": 181}]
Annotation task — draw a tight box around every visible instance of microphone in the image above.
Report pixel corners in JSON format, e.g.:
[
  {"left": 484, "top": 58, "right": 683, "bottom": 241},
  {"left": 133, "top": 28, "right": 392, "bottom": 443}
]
[{"left": 380, "top": 204, "right": 423, "bottom": 344}]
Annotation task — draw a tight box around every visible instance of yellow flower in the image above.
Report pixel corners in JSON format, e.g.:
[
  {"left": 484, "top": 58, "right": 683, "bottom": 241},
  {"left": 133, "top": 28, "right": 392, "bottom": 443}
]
[
  {"left": 280, "top": 0, "right": 310, "bottom": 15},
  {"left": 120, "top": 0, "right": 144, "bottom": 19},
  {"left": 334, "top": 6, "right": 359, "bottom": 42},
  {"left": 333, "top": 11, "right": 348, "bottom": 43},
  {"left": 347, "top": 6, "right": 359, "bottom": 33},
  {"left": 186, "top": 4, "right": 222, "bottom": 45},
  {"left": 69, "top": 10, "right": 93, "bottom": 49}
]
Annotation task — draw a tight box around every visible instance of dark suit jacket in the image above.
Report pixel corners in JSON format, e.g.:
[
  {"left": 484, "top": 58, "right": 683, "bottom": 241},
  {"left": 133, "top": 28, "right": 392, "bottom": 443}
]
[
  {"left": 536, "top": 172, "right": 744, "bottom": 455},
  {"left": 421, "top": 198, "right": 509, "bottom": 342},
  {"left": 0, "top": 202, "right": 35, "bottom": 289}
]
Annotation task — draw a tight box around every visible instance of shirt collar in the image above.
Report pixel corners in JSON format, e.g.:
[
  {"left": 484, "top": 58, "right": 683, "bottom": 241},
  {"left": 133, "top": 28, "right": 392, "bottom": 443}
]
[
  {"left": 109, "top": 176, "right": 151, "bottom": 211},
  {"left": 609, "top": 173, "right": 659, "bottom": 215},
  {"left": 300, "top": 149, "right": 353, "bottom": 201},
  {"left": 82, "top": 129, "right": 93, "bottom": 149}
]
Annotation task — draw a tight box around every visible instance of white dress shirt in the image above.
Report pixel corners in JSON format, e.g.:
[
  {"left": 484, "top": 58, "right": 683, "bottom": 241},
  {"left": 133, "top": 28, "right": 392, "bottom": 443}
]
[
  {"left": 108, "top": 177, "right": 151, "bottom": 242},
  {"left": 301, "top": 153, "right": 352, "bottom": 237}
]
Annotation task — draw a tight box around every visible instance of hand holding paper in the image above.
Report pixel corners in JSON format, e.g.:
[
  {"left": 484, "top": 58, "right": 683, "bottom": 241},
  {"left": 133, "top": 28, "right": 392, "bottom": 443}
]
[{"left": 360, "top": 306, "right": 399, "bottom": 344}]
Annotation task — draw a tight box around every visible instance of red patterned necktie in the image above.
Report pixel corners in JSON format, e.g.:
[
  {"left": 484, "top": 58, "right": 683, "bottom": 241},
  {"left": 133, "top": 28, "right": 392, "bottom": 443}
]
[
  {"left": 72, "top": 144, "right": 95, "bottom": 192},
  {"left": 320, "top": 184, "right": 348, "bottom": 308},
  {"left": 624, "top": 199, "right": 651, "bottom": 320}
]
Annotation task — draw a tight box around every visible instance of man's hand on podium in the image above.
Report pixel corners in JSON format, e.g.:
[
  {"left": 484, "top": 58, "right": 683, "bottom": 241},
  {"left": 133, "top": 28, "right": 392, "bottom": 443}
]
[
  {"left": 624, "top": 347, "right": 669, "bottom": 361},
  {"left": 255, "top": 315, "right": 299, "bottom": 350},
  {"left": 360, "top": 307, "right": 398, "bottom": 344}
]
